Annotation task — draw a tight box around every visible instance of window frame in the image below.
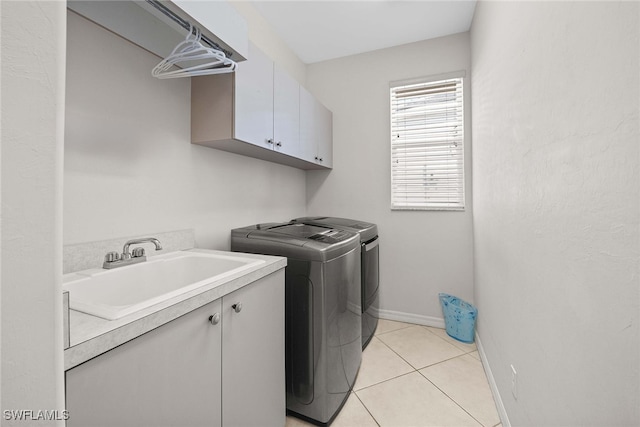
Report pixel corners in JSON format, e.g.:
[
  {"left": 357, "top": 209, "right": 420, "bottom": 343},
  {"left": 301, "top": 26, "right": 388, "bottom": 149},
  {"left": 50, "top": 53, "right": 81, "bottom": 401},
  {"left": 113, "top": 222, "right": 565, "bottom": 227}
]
[{"left": 389, "top": 71, "right": 466, "bottom": 211}]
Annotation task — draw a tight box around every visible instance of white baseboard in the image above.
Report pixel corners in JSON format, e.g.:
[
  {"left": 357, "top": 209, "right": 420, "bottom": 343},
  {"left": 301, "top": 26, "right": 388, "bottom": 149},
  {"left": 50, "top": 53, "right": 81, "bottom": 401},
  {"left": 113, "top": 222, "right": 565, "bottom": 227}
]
[
  {"left": 475, "top": 332, "right": 511, "bottom": 427},
  {"left": 377, "top": 308, "right": 446, "bottom": 329}
]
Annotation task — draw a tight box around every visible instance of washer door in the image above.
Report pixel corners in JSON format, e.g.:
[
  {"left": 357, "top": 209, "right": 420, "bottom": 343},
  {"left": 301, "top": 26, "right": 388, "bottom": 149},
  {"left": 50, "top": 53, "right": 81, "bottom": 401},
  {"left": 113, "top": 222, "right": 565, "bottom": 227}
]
[{"left": 285, "top": 261, "right": 316, "bottom": 406}]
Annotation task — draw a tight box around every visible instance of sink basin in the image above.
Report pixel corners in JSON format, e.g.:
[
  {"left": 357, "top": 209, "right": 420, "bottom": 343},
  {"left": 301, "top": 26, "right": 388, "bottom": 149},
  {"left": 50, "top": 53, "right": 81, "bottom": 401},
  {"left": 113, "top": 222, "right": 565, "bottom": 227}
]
[{"left": 63, "top": 251, "right": 265, "bottom": 320}]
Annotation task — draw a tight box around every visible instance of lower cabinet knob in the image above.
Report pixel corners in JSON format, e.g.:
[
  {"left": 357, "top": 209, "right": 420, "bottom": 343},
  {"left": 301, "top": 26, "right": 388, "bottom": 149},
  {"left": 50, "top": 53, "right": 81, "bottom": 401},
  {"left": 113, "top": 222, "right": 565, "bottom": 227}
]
[
  {"left": 232, "top": 303, "right": 242, "bottom": 313},
  {"left": 208, "top": 313, "right": 221, "bottom": 325}
]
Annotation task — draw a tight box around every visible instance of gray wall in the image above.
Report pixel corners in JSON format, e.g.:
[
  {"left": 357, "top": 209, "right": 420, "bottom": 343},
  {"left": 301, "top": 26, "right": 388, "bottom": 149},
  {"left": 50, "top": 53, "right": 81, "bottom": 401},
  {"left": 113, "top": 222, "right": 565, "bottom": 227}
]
[
  {"left": 306, "top": 33, "right": 473, "bottom": 324},
  {"left": 64, "top": 11, "right": 307, "bottom": 251},
  {"left": 470, "top": 2, "right": 639, "bottom": 425}
]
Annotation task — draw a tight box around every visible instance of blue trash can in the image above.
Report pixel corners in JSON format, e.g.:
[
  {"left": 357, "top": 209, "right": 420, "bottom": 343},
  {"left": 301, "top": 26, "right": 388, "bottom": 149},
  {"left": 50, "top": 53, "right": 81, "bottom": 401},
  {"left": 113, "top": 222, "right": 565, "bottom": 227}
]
[{"left": 439, "top": 293, "right": 477, "bottom": 343}]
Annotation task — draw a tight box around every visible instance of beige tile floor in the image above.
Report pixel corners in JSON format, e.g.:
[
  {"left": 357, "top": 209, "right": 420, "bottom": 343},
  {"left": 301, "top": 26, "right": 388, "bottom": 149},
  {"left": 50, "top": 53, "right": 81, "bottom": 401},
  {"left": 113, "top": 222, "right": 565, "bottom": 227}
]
[{"left": 286, "top": 319, "right": 501, "bottom": 427}]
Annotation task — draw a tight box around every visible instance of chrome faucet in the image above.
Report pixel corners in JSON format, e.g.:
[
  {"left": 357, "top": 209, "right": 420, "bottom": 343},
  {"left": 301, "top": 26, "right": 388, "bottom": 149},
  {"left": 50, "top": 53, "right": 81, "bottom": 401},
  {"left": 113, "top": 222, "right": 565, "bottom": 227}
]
[
  {"left": 103, "top": 237, "right": 163, "bottom": 269},
  {"left": 122, "top": 237, "right": 163, "bottom": 259}
]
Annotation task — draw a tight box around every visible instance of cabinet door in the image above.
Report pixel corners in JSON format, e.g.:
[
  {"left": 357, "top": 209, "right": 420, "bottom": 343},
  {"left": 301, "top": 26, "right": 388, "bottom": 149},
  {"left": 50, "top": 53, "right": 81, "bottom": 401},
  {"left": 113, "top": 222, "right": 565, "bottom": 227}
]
[
  {"left": 234, "top": 43, "right": 274, "bottom": 149},
  {"left": 300, "top": 86, "right": 333, "bottom": 168},
  {"left": 299, "top": 86, "right": 318, "bottom": 164},
  {"left": 315, "top": 101, "right": 333, "bottom": 168},
  {"left": 274, "top": 65, "right": 300, "bottom": 158},
  {"left": 222, "top": 270, "right": 285, "bottom": 427},
  {"left": 66, "top": 300, "right": 223, "bottom": 427}
]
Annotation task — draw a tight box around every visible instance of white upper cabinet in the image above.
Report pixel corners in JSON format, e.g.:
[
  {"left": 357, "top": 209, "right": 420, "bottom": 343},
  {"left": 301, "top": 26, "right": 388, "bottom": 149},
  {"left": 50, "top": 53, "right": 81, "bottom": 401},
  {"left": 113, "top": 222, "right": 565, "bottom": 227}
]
[
  {"left": 234, "top": 43, "right": 275, "bottom": 150},
  {"left": 233, "top": 44, "right": 299, "bottom": 156},
  {"left": 316, "top": 101, "right": 333, "bottom": 168},
  {"left": 300, "top": 86, "right": 333, "bottom": 168},
  {"left": 299, "top": 86, "right": 317, "bottom": 164},
  {"left": 273, "top": 65, "right": 301, "bottom": 158},
  {"left": 192, "top": 43, "right": 331, "bottom": 170}
]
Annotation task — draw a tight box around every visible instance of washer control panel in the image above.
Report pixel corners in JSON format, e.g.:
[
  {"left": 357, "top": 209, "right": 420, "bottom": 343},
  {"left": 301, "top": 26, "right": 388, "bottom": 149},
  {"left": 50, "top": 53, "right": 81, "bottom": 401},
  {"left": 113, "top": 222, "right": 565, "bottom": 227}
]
[{"left": 308, "top": 229, "right": 352, "bottom": 244}]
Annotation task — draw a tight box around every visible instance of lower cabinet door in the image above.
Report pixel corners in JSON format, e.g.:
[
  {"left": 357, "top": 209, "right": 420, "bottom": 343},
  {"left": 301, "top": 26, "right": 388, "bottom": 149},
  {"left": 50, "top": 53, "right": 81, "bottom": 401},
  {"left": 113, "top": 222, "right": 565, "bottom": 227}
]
[
  {"left": 65, "top": 300, "right": 223, "bottom": 427},
  {"left": 222, "top": 270, "right": 285, "bottom": 427}
]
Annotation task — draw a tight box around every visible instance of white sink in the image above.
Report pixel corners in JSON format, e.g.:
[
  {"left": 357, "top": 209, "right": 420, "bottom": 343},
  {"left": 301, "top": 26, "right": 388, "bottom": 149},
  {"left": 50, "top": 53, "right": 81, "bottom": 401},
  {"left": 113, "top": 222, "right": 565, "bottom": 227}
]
[{"left": 63, "top": 251, "right": 265, "bottom": 320}]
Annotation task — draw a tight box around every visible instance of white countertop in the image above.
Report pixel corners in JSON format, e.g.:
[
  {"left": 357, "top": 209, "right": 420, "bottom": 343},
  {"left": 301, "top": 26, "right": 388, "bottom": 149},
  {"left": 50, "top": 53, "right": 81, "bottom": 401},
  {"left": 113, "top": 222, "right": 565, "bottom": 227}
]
[{"left": 64, "top": 249, "right": 286, "bottom": 370}]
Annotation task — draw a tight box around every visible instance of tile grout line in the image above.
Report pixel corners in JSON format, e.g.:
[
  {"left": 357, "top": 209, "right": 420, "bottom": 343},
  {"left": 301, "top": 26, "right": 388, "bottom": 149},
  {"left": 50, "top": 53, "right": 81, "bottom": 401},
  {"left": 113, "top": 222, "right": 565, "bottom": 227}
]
[
  {"left": 356, "top": 348, "right": 488, "bottom": 426},
  {"left": 374, "top": 323, "right": 480, "bottom": 381},
  {"left": 420, "top": 324, "right": 478, "bottom": 354},
  {"left": 287, "top": 322, "right": 490, "bottom": 427},
  {"left": 417, "top": 368, "right": 487, "bottom": 427},
  {"left": 358, "top": 332, "right": 473, "bottom": 390},
  {"left": 351, "top": 391, "right": 381, "bottom": 427},
  {"left": 415, "top": 341, "right": 497, "bottom": 427},
  {"left": 377, "top": 330, "right": 475, "bottom": 373},
  {"left": 374, "top": 332, "right": 423, "bottom": 370},
  {"left": 373, "top": 323, "right": 412, "bottom": 337},
  {"left": 371, "top": 323, "right": 493, "bottom": 426},
  {"left": 418, "top": 351, "right": 476, "bottom": 371},
  {"left": 354, "top": 369, "right": 417, "bottom": 393}
]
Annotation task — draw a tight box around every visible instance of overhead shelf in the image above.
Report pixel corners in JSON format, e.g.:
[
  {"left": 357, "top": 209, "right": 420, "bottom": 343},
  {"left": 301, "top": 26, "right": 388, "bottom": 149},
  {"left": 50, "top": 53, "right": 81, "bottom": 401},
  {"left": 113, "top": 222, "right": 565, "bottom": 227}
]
[{"left": 67, "top": 0, "right": 248, "bottom": 62}]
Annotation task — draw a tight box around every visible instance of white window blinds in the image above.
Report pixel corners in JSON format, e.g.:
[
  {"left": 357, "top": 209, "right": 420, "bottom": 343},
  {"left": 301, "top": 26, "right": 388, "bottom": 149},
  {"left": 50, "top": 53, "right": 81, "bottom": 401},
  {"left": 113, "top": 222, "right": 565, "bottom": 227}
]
[{"left": 390, "top": 77, "right": 465, "bottom": 210}]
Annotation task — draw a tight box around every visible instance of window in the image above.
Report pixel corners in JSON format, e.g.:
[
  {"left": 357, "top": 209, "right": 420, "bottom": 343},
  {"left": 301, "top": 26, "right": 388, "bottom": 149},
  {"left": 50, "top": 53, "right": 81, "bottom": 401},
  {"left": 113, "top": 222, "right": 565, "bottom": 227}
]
[{"left": 390, "top": 76, "right": 465, "bottom": 210}]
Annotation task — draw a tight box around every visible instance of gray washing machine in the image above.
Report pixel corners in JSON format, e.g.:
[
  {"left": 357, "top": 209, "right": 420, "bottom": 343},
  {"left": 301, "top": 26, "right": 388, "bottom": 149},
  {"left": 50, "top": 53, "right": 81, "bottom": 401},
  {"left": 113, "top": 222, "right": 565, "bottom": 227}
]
[
  {"left": 231, "top": 223, "right": 362, "bottom": 425},
  {"left": 292, "top": 217, "right": 379, "bottom": 349}
]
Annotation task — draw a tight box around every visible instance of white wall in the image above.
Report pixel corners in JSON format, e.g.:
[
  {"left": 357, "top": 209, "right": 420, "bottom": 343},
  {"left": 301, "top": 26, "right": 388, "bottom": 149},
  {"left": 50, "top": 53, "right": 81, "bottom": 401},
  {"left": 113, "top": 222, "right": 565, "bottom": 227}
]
[
  {"left": 306, "top": 33, "right": 473, "bottom": 324},
  {"left": 230, "top": 1, "right": 306, "bottom": 86},
  {"left": 1, "top": 1, "right": 66, "bottom": 425},
  {"left": 471, "top": 2, "right": 639, "bottom": 425},
  {"left": 64, "top": 11, "right": 307, "bottom": 251}
]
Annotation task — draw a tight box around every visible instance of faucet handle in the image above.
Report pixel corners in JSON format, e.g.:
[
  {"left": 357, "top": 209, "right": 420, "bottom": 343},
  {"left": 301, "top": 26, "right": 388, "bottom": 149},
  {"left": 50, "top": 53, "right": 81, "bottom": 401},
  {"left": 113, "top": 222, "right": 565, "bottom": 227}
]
[
  {"left": 131, "top": 247, "right": 146, "bottom": 258},
  {"left": 104, "top": 251, "right": 121, "bottom": 263}
]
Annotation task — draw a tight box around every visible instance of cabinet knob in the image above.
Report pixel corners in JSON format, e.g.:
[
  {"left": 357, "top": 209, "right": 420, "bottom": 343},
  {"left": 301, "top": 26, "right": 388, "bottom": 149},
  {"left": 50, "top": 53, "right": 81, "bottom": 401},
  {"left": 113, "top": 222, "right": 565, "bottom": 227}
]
[
  {"left": 231, "top": 303, "right": 242, "bottom": 313},
  {"left": 318, "top": 157, "right": 323, "bottom": 162},
  {"left": 276, "top": 141, "right": 282, "bottom": 147},
  {"left": 208, "top": 313, "right": 221, "bottom": 325},
  {"left": 266, "top": 138, "right": 274, "bottom": 145}
]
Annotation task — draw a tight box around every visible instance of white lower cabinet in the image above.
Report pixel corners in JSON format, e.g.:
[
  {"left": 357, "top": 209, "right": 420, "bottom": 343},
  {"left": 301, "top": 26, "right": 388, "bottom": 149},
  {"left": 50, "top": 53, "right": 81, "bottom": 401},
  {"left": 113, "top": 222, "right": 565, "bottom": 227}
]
[
  {"left": 222, "top": 271, "right": 285, "bottom": 426},
  {"left": 65, "top": 270, "right": 285, "bottom": 427}
]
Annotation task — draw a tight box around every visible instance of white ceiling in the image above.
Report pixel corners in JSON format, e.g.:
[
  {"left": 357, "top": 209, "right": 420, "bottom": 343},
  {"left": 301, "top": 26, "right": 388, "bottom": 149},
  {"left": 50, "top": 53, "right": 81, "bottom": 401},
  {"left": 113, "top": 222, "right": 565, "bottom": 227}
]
[{"left": 250, "top": 1, "right": 477, "bottom": 64}]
